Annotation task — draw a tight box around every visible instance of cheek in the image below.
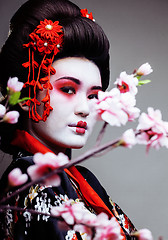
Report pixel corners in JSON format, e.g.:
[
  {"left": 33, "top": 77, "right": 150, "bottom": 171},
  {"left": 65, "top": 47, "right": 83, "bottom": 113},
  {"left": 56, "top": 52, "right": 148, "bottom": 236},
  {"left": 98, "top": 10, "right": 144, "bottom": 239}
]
[
  {"left": 87, "top": 106, "right": 98, "bottom": 135},
  {"left": 50, "top": 89, "right": 74, "bottom": 104},
  {"left": 50, "top": 89, "right": 81, "bottom": 111},
  {"left": 88, "top": 118, "right": 97, "bottom": 135},
  {"left": 49, "top": 90, "right": 76, "bottom": 121}
]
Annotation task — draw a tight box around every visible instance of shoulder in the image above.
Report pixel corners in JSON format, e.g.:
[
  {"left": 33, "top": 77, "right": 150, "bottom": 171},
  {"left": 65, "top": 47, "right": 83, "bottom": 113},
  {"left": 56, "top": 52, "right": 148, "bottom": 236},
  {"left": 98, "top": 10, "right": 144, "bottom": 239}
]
[
  {"left": 2, "top": 155, "right": 34, "bottom": 175},
  {"left": 76, "top": 165, "right": 102, "bottom": 185},
  {"left": 76, "top": 165, "right": 112, "bottom": 209}
]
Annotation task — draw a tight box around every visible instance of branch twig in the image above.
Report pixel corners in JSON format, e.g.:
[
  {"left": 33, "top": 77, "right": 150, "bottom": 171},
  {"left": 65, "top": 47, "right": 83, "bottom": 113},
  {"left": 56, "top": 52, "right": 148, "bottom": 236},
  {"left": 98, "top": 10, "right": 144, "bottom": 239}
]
[
  {"left": 95, "top": 122, "right": 108, "bottom": 146},
  {"left": 0, "top": 136, "right": 121, "bottom": 205}
]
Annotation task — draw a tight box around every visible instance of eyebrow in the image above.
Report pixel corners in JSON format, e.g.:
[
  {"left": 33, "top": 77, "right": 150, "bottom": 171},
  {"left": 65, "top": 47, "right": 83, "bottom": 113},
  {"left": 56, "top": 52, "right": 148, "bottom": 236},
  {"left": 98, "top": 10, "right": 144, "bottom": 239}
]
[
  {"left": 91, "top": 86, "right": 102, "bottom": 90},
  {"left": 56, "top": 76, "right": 102, "bottom": 90},
  {"left": 57, "top": 76, "right": 80, "bottom": 85}
]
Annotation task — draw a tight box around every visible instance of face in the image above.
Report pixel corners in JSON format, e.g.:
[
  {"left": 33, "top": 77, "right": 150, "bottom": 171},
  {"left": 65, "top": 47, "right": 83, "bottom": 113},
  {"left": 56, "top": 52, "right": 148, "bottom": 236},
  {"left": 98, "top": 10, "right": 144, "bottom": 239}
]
[{"left": 29, "top": 57, "right": 102, "bottom": 152}]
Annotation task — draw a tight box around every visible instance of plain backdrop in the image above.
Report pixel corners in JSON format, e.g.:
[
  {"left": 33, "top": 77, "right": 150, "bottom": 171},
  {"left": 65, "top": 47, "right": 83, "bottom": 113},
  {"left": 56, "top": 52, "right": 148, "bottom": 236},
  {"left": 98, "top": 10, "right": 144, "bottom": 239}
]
[{"left": 0, "top": 0, "right": 168, "bottom": 239}]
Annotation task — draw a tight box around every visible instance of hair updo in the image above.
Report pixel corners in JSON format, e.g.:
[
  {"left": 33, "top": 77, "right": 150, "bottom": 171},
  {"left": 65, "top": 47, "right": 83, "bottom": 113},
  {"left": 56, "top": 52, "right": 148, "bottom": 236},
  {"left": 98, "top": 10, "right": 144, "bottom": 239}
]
[
  {"left": 0, "top": 0, "right": 110, "bottom": 153},
  {"left": 0, "top": 0, "right": 110, "bottom": 95}
]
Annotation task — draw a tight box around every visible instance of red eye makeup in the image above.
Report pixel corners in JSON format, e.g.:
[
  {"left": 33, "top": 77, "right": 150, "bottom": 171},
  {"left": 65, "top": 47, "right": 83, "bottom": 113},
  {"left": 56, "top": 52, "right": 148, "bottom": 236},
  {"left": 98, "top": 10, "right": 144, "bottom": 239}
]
[
  {"left": 53, "top": 76, "right": 102, "bottom": 100},
  {"left": 88, "top": 89, "right": 101, "bottom": 99},
  {"left": 53, "top": 79, "right": 79, "bottom": 97}
]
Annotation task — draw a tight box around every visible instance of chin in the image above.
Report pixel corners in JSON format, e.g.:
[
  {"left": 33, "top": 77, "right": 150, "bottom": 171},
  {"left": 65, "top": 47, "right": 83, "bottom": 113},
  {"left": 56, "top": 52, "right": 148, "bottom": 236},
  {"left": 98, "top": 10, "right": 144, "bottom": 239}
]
[
  {"left": 70, "top": 145, "right": 84, "bottom": 149},
  {"left": 63, "top": 142, "right": 86, "bottom": 149},
  {"left": 53, "top": 133, "right": 89, "bottom": 150},
  {"left": 57, "top": 139, "right": 87, "bottom": 149}
]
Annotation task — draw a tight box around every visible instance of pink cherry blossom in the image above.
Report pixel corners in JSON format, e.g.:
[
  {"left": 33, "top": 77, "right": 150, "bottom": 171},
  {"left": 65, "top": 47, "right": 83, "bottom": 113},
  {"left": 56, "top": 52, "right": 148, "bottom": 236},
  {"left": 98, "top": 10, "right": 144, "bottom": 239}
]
[
  {"left": 8, "top": 168, "right": 28, "bottom": 187},
  {"left": 114, "top": 71, "right": 138, "bottom": 95},
  {"left": 136, "top": 63, "right": 153, "bottom": 76},
  {"left": 81, "top": 210, "right": 97, "bottom": 226},
  {"left": 27, "top": 152, "right": 69, "bottom": 186},
  {"left": 94, "top": 216, "right": 121, "bottom": 240},
  {"left": 137, "top": 107, "right": 168, "bottom": 132},
  {"left": 96, "top": 88, "right": 140, "bottom": 126},
  {"left": 52, "top": 200, "right": 121, "bottom": 240},
  {"left": 7, "top": 77, "right": 24, "bottom": 93},
  {"left": 51, "top": 199, "right": 90, "bottom": 225},
  {"left": 96, "top": 89, "right": 128, "bottom": 126},
  {"left": 3, "top": 111, "right": 20, "bottom": 124},
  {"left": 0, "top": 104, "right": 6, "bottom": 118},
  {"left": 120, "top": 92, "right": 140, "bottom": 121},
  {"left": 93, "top": 212, "right": 109, "bottom": 227},
  {"left": 121, "top": 129, "right": 137, "bottom": 148},
  {"left": 77, "top": 212, "right": 122, "bottom": 240},
  {"left": 73, "top": 224, "right": 92, "bottom": 240},
  {"left": 137, "top": 229, "right": 153, "bottom": 240},
  {"left": 136, "top": 107, "right": 168, "bottom": 151}
]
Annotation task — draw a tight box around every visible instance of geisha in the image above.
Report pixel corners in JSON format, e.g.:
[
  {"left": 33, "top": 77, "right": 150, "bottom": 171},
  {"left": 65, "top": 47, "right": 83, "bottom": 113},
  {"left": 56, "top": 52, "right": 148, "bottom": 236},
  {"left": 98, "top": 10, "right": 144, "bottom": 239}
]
[{"left": 0, "top": 0, "right": 137, "bottom": 239}]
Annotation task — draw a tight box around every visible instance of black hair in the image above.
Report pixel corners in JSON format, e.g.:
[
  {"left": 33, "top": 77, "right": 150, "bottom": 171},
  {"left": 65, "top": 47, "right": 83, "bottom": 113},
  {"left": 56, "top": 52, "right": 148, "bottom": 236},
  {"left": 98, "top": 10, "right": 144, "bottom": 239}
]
[
  {"left": 0, "top": 0, "right": 110, "bottom": 153},
  {"left": 0, "top": 0, "right": 110, "bottom": 94}
]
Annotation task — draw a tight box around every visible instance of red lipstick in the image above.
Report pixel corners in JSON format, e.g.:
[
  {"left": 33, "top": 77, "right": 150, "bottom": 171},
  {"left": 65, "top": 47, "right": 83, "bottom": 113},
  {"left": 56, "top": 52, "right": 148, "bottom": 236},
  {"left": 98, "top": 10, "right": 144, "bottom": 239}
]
[{"left": 76, "top": 121, "right": 87, "bottom": 134}]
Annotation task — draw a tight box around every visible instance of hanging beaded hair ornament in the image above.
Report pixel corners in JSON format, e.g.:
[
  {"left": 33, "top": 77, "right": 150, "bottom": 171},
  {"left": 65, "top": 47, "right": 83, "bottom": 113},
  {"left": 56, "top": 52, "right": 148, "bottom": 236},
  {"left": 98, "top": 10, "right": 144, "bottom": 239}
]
[
  {"left": 22, "top": 19, "right": 63, "bottom": 122},
  {"left": 22, "top": 10, "right": 94, "bottom": 122}
]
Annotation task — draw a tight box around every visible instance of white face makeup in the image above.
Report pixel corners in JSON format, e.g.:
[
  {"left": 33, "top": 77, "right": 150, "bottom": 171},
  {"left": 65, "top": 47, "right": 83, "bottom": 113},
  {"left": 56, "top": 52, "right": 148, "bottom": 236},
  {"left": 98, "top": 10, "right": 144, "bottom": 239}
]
[{"left": 29, "top": 57, "right": 102, "bottom": 153}]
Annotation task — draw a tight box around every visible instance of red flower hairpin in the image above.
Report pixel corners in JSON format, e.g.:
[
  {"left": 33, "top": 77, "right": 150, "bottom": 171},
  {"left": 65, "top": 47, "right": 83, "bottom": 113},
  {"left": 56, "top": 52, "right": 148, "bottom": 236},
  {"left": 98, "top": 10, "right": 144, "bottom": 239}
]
[
  {"left": 22, "top": 19, "right": 63, "bottom": 122},
  {"left": 80, "top": 9, "right": 95, "bottom": 21}
]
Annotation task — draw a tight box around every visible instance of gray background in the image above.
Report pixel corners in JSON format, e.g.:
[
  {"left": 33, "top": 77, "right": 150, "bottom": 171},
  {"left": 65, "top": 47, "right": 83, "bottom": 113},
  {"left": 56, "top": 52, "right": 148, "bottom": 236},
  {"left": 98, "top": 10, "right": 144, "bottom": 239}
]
[{"left": 0, "top": 0, "right": 168, "bottom": 239}]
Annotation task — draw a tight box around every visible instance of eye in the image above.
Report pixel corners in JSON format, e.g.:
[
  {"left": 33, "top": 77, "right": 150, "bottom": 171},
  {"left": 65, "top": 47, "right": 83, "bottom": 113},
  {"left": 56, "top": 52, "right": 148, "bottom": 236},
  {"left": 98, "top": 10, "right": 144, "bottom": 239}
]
[
  {"left": 88, "top": 93, "right": 98, "bottom": 99},
  {"left": 60, "top": 86, "right": 76, "bottom": 95}
]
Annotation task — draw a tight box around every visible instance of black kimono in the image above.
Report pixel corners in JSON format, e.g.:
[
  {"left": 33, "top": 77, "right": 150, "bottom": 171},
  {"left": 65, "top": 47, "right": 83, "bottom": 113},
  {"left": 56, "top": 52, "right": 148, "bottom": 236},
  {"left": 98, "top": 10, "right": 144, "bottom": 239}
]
[{"left": 0, "top": 130, "right": 136, "bottom": 240}]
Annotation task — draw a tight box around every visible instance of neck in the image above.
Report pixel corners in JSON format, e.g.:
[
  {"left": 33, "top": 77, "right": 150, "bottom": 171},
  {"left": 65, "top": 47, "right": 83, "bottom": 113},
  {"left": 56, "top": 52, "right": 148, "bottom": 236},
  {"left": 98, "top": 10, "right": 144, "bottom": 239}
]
[{"left": 28, "top": 128, "right": 67, "bottom": 154}]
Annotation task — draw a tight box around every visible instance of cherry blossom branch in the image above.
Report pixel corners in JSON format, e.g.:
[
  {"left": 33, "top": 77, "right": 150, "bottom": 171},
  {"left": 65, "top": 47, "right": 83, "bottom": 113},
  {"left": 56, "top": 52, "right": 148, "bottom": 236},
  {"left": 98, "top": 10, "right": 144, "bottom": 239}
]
[
  {"left": 3, "top": 125, "right": 162, "bottom": 206},
  {"left": 67, "top": 136, "right": 122, "bottom": 167},
  {"left": 0, "top": 63, "right": 162, "bottom": 214},
  {"left": 0, "top": 198, "right": 153, "bottom": 240},
  {"left": 0, "top": 63, "right": 156, "bottom": 240},
  {"left": 95, "top": 122, "right": 108, "bottom": 146},
  {"left": 0, "top": 77, "right": 30, "bottom": 124},
  {"left": 0, "top": 135, "right": 124, "bottom": 205}
]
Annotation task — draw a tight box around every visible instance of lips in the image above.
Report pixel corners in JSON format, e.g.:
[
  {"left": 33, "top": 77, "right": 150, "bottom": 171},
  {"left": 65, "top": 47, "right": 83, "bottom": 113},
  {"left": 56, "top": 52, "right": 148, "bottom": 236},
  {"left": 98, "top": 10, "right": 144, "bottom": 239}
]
[
  {"left": 68, "top": 121, "right": 87, "bottom": 134},
  {"left": 77, "top": 121, "right": 87, "bottom": 129},
  {"left": 76, "top": 121, "right": 87, "bottom": 134}
]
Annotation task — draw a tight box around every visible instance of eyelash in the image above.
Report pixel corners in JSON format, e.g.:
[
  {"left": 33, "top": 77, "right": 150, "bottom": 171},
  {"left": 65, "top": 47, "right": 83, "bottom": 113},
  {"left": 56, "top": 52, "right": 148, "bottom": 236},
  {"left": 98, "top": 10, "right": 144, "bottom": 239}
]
[
  {"left": 88, "top": 93, "right": 98, "bottom": 99},
  {"left": 60, "top": 86, "right": 99, "bottom": 99},
  {"left": 60, "top": 86, "right": 76, "bottom": 95}
]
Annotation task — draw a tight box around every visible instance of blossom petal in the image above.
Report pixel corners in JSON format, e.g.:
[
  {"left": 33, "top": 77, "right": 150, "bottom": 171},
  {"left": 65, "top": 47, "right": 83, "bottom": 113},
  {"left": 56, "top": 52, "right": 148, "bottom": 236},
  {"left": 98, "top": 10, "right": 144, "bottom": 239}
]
[
  {"left": 136, "top": 63, "right": 153, "bottom": 76},
  {"left": 0, "top": 104, "right": 6, "bottom": 118},
  {"left": 3, "top": 111, "right": 20, "bottom": 124},
  {"left": 122, "top": 129, "right": 137, "bottom": 148},
  {"left": 27, "top": 152, "right": 69, "bottom": 186},
  {"left": 7, "top": 77, "right": 24, "bottom": 92},
  {"left": 8, "top": 168, "right": 28, "bottom": 187}
]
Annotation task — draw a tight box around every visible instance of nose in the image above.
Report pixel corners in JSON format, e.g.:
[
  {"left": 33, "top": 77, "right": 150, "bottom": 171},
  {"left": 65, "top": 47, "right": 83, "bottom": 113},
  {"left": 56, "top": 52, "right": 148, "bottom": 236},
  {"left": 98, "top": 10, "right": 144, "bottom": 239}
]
[{"left": 74, "top": 94, "right": 90, "bottom": 117}]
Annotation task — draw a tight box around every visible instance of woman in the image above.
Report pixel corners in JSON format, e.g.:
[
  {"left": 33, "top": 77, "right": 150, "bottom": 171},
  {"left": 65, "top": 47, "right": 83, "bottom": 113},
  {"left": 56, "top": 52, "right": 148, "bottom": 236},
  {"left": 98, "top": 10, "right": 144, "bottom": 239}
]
[{"left": 0, "top": 0, "right": 136, "bottom": 239}]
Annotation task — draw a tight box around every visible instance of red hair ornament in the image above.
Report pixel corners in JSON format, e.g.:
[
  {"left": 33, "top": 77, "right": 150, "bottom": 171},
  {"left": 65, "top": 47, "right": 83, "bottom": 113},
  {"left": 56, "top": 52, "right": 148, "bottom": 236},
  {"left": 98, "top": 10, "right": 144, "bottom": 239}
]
[
  {"left": 80, "top": 8, "right": 95, "bottom": 21},
  {"left": 22, "top": 19, "right": 63, "bottom": 122},
  {"left": 22, "top": 11, "right": 94, "bottom": 122}
]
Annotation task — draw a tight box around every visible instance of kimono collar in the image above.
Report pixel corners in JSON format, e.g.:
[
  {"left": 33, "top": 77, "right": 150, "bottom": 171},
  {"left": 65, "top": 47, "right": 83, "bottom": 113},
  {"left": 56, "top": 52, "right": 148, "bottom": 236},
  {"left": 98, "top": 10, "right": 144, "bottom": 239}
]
[{"left": 11, "top": 129, "right": 126, "bottom": 240}]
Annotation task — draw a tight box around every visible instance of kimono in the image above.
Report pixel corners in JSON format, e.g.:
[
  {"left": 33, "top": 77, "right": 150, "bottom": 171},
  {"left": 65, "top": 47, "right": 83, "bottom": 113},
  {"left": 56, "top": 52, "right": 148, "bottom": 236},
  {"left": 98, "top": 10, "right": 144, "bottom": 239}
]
[{"left": 0, "top": 130, "right": 136, "bottom": 240}]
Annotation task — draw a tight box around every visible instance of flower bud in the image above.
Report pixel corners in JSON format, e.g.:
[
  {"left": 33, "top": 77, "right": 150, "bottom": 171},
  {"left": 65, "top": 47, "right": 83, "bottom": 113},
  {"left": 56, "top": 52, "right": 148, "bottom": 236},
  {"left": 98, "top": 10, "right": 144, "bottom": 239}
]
[
  {"left": 121, "top": 129, "right": 137, "bottom": 148},
  {"left": 3, "top": 111, "right": 20, "bottom": 124},
  {"left": 136, "top": 63, "right": 153, "bottom": 76},
  {"left": 138, "top": 229, "right": 153, "bottom": 240},
  {"left": 0, "top": 104, "right": 6, "bottom": 118},
  {"left": 7, "top": 77, "right": 24, "bottom": 93}
]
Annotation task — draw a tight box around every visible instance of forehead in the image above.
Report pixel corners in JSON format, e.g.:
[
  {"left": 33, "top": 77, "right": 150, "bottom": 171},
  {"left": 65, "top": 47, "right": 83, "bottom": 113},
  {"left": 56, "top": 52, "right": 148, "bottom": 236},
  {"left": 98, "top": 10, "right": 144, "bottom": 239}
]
[{"left": 52, "top": 57, "right": 102, "bottom": 87}]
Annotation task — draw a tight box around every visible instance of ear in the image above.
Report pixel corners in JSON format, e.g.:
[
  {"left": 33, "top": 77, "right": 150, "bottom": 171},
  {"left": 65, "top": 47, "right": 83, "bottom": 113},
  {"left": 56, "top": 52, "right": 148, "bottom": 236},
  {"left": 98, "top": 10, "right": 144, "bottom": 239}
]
[{"left": 18, "top": 102, "right": 29, "bottom": 112}]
